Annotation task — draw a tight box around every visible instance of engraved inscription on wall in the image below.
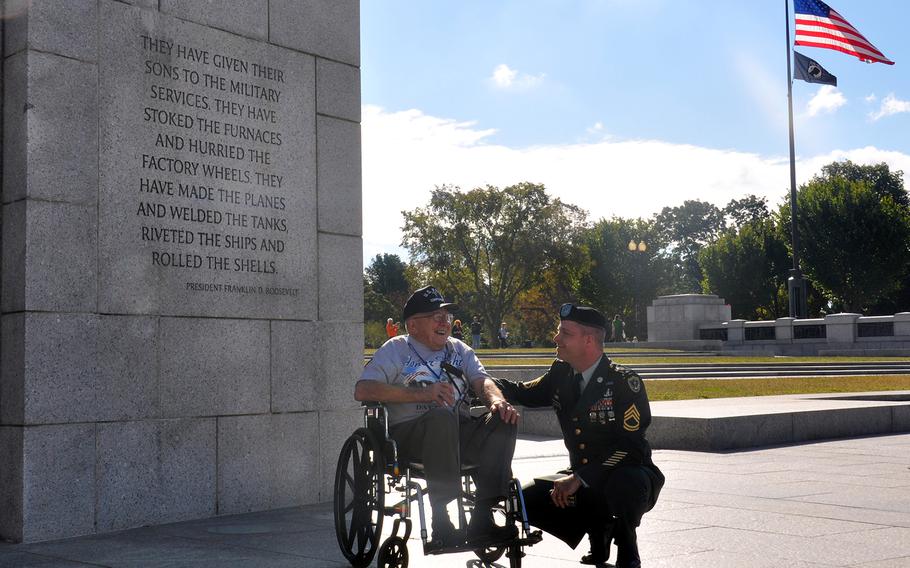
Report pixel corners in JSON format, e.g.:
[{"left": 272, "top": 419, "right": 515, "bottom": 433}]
[
  {"left": 139, "top": 35, "right": 291, "bottom": 289},
  {"left": 99, "top": 5, "right": 316, "bottom": 318}
]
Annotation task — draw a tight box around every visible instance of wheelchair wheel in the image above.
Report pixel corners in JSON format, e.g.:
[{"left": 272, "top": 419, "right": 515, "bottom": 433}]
[
  {"left": 334, "top": 428, "right": 385, "bottom": 567},
  {"left": 474, "top": 545, "right": 505, "bottom": 563},
  {"left": 377, "top": 536, "right": 408, "bottom": 568}
]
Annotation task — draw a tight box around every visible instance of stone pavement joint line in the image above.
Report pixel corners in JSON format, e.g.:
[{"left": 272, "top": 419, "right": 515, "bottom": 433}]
[{"left": 2, "top": 433, "right": 909, "bottom": 567}]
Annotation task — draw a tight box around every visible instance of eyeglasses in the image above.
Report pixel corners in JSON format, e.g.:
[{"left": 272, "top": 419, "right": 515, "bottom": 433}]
[{"left": 413, "top": 312, "right": 454, "bottom": 324}]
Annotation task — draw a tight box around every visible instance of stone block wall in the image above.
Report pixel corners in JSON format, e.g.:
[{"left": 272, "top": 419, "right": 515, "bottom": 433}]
[
  {"left": 1, "top": 0, "right": 363, "bottom": 543},
  {"left": 646, "top": 294, "right": 731, "bottom": 341}
]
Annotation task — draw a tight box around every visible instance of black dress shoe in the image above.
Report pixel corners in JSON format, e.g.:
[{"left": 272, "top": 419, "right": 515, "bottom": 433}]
[
  {"left": 466, "top": 511, "right": 518, "bottom": 546},
  {"left": 428, "top": 517, "right": 464, "bottom": 550},
  {"left": 580, "top": 551, "right": 614, "bottom": 567}
]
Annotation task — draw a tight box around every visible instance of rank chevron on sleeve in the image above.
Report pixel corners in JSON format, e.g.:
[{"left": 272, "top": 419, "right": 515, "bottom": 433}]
[{"left": 623, "top": 404, "right": 641, "bottom": 431}]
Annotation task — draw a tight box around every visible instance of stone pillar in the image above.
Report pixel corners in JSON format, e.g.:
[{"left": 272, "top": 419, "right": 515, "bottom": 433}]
[
  {"left": 725, "top": 319, "right": 746, "bottom": 344},
  {"left": 646, "top": 294, "right": 731, "bottom": 341},
  {"left": 1, "top": 0, "right": 363, "bottom": 543},
  {"left": 825, "top": 313, "right": 861, "bottom": 344},
  {"left": 894, "top": 312, "right": 910, "bottom": 337},
  {"left": 775, "top": 317, "right": 795, "bottom": 342}
]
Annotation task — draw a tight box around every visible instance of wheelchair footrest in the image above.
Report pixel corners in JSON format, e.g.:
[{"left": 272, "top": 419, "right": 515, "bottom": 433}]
[
  {"left": 517, "top": 529, "right": 543, "bottom": 547},
  {"left": 422, "top": 541, "right": 477, "bottom": 555}
]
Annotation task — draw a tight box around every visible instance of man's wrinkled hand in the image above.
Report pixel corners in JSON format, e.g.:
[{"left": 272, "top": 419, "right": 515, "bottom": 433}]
[
  {"left": 489, "top": 399, "right": 520, "bottom": 424},
  {"left": 425, "top": 382, "right": 456, "bottom": 407},
  {"left": 550, "top": 474, "right": 581, "bottom": 508}
]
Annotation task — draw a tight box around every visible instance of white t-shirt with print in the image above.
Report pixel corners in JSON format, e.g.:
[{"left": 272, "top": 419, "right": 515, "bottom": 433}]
[{"left": 360, "top": 335, "right": 489, "bottom": 426}]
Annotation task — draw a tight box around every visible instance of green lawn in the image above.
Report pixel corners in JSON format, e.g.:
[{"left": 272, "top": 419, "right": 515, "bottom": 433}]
[
  {"left": 479, "top": 355, "right": 910, "bottom": 366},
  {"left": 364, "top": 346, "right": 679, "bottom": 356},
  {"left": 364, "top": 348, "right": 910, "bottom": 400},
  {"left": 646, "top": 375, "right": 910, "bottom": 400}
]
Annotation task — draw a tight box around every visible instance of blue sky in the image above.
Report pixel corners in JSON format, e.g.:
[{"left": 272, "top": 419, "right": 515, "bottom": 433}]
[{"left": 359, "top": 0, "right": 910, "bottom": 262}]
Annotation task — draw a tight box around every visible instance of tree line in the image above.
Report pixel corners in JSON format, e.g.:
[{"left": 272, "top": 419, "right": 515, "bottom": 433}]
[{"left": 364, "top": 161, "right": 910, "bottom": 347}]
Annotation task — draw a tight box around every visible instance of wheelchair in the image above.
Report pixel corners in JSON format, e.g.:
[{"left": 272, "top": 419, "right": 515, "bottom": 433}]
[{"left": 333, "top": 400, "right": 542, "bottom": 568}]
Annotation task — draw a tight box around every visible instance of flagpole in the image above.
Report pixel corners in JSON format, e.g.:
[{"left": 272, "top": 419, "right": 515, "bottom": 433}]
[{"left": 785, "top": 0, "right": 807, "bottom": 318}]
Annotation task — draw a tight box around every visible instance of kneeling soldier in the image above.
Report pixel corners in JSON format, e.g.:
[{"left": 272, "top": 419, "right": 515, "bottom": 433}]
[{"left": 494, "top": 304, "right": 664, "bottom": 568}]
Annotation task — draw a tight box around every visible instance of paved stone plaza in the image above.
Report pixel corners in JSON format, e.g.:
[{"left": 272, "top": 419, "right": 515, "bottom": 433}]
[{"left": 1, "top": 432, "right": 908, "bottom": 567}]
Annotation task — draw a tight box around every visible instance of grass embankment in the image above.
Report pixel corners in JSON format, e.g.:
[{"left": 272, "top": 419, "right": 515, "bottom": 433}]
[
  {"left": 646, "top": 375, "right": 910, "bottom": 401},
  {"left": 479, "top": 356, "right": 910, "bottom": 366},
  {"left": 363, "top": 346, "right": 680, "bottom": 356},
  {"left": 475, "top": 354, "right": 910, "bottom": 401},
  {"left": 364, "top": 348, "right": 910, "bottom": 400}
]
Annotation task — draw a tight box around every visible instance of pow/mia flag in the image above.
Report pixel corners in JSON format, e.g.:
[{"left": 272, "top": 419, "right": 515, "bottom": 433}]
[{"left": 794, "top": 50, "right": 837, "bottom": 87}]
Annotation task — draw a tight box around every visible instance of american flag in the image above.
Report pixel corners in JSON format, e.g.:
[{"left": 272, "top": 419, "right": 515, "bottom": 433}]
[{"left": 794, "top": 0, "right": 893, "bottom": 65}]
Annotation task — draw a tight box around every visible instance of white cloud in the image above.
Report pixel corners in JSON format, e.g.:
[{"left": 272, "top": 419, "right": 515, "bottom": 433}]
[
  {"left": 806, "top": 85, "right": 846, "bottom": 116},
  {"left": 869, "top": 93, "right": 910, "bottom": 121},
  {"left": 361, "top": 105, "right": 910, "bottom": 262},
  {"left": 489, "top": 63, "right": 545, "bottom": 91},
  {"left": 583, "top": 121, "right": 609, "bottom": 141},
  {"left": 865, "top": 93, "right": 877, "bottom": 104}
]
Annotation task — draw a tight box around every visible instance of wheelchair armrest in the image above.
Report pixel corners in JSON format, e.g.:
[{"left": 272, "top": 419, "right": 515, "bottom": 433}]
[{"left": 360, "top": 402, "right": 400, "bottom": 468}]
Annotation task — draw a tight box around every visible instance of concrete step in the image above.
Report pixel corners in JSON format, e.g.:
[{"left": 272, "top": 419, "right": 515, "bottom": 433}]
[
  {"left": 517, "top": 391, "right": 910, "bottom": 452},
  {"left": 489, "top": 362, "right": 910, "bottom": 380}
]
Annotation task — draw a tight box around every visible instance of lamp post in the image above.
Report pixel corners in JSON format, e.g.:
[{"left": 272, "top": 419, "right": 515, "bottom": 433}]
[{"left": 627, "top": 240, "right": 647, "bottom": 340}]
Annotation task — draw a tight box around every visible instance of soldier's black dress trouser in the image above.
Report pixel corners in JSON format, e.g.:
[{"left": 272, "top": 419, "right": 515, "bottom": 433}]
[{"left": 521, "top": 464, "right": 663, "bottom": 568}]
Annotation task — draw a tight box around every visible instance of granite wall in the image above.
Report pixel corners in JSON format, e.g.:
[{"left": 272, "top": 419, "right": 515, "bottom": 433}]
[{"left": 1, "top": 0, "right": 363, "bottom": 543}]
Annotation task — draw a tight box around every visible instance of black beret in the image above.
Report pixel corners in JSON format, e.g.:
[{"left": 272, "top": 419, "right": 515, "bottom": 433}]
[{"left": 559, "top": 303, "right": 606, "bottom": 329}]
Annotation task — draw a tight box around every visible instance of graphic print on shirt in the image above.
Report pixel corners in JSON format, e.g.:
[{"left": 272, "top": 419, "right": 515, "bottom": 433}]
[{"left": 403, "top": 350, "right": 468, "bottom": 412}]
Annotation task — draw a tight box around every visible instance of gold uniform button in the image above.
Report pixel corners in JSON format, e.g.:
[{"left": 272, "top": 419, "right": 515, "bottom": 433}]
[
  {"left": 578, "top": 443, "right": 586, "bottom": 450},
  {"left": 581, "top": 458, "right": 588, "bottom": 464},
  {"left": 574, "top": 428, "right": 582, "bottom": 435}
]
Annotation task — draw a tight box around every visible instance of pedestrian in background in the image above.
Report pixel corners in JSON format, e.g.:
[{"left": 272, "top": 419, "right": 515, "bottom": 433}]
[
  {"left": 471, "top": 316, "right": 483, "bottom": 349},
  {"left": 498, "top": 322, "right": 509, "bottom": 348},
  {"left": 386, "top": 317, "right": 399, "bottom": 339},
  {"left": 611, "top": 315, "right": 625, "bottom": 343},
  {"left": 452, "top": 319, "right": 464, "bottom": 341}
]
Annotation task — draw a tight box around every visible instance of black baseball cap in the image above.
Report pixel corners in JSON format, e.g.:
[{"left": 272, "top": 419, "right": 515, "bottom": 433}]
[
  {"left": 402, "top": 286, "right": 458, "bottom": 321},
  {"left": 559, "top": 303, "right": 606, "bottom": 329}
]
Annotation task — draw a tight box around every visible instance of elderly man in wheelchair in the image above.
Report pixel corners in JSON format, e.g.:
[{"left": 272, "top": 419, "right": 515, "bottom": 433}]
[{"left": 334, "top": 286, "right": 540, "bottom": 567}]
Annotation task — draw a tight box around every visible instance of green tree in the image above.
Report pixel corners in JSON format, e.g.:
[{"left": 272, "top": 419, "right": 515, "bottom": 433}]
[
  {"left": 401, "top": 182, "right": 587, "bottom": 338},
  {"left": 782, "top": 174, "right": 910, "bottom": 312},
  {"left": 363, "top": 277, "right": 396, "bottom": 324},
  {"left": 819, "top": 160, "right": 908, "bottom": 208},
  {"left": 576, "top": 217, "right": 671, "bottom": 340},
  {"left": 699, "top": 220, "right": 789, "bottom": 319},
  {"left": 365, "top": 253, "right": 410, "bottom": 308},
  {"left": 724, "top": 195, "right": 770, "bottom": 229},
  {"left": 654, "top": 200, "right": 725, "bottom": 292}
]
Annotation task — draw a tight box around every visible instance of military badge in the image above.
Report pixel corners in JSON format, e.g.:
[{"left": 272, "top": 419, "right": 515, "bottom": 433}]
[
  {"left": 623, "top": 404, "right": 641, "bottom": 431},
  {"left": 627, "top": 374, "right": 641, "bottom": 393}
]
